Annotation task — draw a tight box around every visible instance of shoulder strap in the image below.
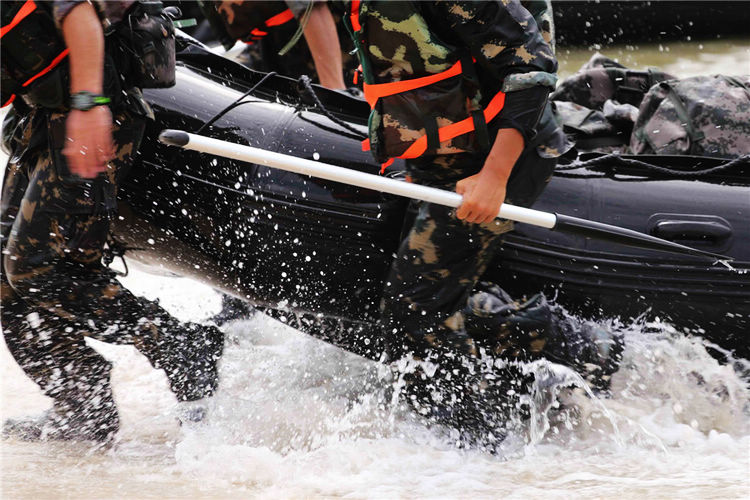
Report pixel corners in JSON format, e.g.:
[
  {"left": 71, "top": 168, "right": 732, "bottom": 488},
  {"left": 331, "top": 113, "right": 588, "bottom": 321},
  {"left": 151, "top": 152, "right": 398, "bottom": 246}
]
[{"left": 278, "top": 2, "right": 313, "bottom": 56}]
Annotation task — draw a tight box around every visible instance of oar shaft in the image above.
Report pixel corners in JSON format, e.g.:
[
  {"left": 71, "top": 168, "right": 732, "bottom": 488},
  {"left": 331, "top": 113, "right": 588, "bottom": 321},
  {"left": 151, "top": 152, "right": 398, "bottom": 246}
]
[{"left": 160, "top": 130, "right": 557, "bottom": 229}]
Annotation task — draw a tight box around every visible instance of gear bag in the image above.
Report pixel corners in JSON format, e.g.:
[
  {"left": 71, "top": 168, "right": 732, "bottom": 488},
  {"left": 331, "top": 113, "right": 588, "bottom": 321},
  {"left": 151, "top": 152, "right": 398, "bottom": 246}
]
[
  {"left": 550, "top": 54, "right": 675, "bottom": 151},
  {"left": 109, "top": 1, "right": 177, "bottom": 89},
  {"left": 630, "top": 75, "right": 750, "bottom": 158},
  {"left": 550, "top": 54, "right": 674, "bottom": 110}
]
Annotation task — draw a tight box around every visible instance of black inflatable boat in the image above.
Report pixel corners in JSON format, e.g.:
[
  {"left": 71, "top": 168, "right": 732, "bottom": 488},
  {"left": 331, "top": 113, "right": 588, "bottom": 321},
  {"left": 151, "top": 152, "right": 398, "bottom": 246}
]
[{"left": 114, "top": 39, "right": 750, "bottom": 359}]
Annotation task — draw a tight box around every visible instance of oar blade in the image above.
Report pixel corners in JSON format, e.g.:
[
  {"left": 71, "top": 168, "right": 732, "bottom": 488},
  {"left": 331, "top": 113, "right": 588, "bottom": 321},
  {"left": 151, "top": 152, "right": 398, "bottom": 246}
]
[{"left": 554, "top": 214, "right": 731, "bottom": 261}]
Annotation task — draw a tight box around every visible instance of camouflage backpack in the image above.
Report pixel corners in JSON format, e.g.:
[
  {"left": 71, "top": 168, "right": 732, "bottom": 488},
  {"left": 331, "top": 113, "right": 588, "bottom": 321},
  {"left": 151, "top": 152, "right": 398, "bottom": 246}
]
[
  {"left": 549, "top": 54, "right": 675, "bottom": 151},
  {"left": 551, "top": 54, "right": 675, "bottom": 110},
  {"left": 630, "top": 75, "right": 750, "bottom": 158}
]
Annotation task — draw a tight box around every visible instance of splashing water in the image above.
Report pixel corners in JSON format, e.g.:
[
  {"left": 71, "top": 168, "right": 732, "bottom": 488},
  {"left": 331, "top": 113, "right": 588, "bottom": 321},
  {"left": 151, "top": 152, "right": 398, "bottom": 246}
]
[{"left": 2, "top": 268, "right": 748, "bottom": 498}]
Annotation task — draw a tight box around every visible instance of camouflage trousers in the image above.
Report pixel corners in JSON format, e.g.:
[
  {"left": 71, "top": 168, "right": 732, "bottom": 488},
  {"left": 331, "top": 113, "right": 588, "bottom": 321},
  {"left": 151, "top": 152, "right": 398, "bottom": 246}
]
[
  {"left": 379, "top": 147, "right": 559, "bottom": 442},
  {"left": 1, "top": 109, "right": 223, "bottom": 441},
  {"left": 381, "top": 146, "right": 557, "bottom": 360}
]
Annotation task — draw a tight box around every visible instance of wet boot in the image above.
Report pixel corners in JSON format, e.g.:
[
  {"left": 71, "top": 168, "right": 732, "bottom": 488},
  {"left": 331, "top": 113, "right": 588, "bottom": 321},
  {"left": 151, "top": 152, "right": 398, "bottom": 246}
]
[
  {"left": 209, "top": 294, "right": 255, "bottom": 326},
  {"left": 2, "top": 352, "right": 120, "bottom": 443},
  {"left": 543, "top": 310, "right": 624, "bottom": 393},
  {"left": 3, "top": 399, "right": 119, "bottom": 444},
  {"left": 159, "top": 321, "right": 225, "bottom": 402},
  {"left": 392, "top": 348, "right": 527, "bottom": 452},
  {"left": 463, "top": 282, "right": 624, "bottom": 392},
  {"left": 123, "top": 297, "right": 225, "bottom": 402}
]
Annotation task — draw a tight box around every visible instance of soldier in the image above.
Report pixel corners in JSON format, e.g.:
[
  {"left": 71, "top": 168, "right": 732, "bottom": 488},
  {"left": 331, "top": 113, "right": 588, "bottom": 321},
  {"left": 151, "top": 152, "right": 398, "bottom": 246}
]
[
  {"left": 336, "top": 0, "right": 619, "bottom": 434},
  {"left": 1, "top": 0, "right": 224, "bottom": 443},
  {"left": 199, "top": 0, "right": 355, "bottom": 90}
]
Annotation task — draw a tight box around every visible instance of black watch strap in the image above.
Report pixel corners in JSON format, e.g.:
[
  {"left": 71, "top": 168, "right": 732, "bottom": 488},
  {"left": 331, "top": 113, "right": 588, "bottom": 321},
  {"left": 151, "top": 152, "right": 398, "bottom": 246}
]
[{"left": 70, "top": 91, "right": 111, "bottom": 111}]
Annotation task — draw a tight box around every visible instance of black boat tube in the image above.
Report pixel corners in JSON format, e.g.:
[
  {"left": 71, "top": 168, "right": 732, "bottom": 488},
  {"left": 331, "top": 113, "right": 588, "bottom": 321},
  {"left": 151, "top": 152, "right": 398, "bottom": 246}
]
[
  {"left": 553, "top": 214, "right": 730, "bottom": 261},
  {"left": 159, "top": 129, "right": 730, "bottom": 262}
]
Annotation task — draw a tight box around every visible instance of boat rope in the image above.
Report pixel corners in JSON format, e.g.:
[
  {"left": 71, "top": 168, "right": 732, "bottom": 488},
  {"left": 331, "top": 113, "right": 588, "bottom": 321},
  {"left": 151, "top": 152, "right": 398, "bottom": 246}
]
[
  {"left": 296, "top": 74, "right": 368, "bottom": 140},
  {"left": 196, "top": 71, "right": 278, "bottom": 134},
  {"left": 556, "top": 153, "right": 750, "bottom": 177},
  {"left": 102, "top": 236, "right": 145, "bottom": 277}
]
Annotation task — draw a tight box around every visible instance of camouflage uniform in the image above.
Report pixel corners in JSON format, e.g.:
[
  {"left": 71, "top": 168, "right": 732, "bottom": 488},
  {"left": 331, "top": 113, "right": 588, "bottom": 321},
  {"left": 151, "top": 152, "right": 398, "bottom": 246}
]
[
  {"left": 337, "top": 2, "right": 619, "bottom": 442},
  {"left": 1, "top": 0, "right": 223, "bottom": 442}
]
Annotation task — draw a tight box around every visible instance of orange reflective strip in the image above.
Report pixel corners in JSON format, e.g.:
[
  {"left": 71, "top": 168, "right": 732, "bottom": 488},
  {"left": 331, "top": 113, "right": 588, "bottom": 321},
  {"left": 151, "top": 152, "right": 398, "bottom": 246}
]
[
  {"left": 379, "top": 158, "right": 394, "bottom": 174},
  {"left": 362, "top": 60, "right": 463, "bottom": 107},
  {"left": 21, "top": 48, "right": 69, "bottom": 87},
  {"left": 361, "top": 91, "right": 506, "bottom": 160},
  {"left": 265, "top": 8, "right": 294, "bottom": 27},
  {"left": 350, "top": 0, "right": 361, "bottom": 31},
  {"left": 251, "top": 28, "right": 268, "bottom": 37},
  {"left": 398, "top": 91, "right": 506, "bottom": 159},
  {"left": 0, "top": 0, "right": 36, "bottom": 39},
  {"left": 2, "top": 94, "right": 16, "bottom": 108}
]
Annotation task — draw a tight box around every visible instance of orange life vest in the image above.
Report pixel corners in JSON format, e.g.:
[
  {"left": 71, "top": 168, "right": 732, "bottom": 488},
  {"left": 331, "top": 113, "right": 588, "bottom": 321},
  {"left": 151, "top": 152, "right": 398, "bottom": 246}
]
[
  {"left": 347, "top": 0, "right": 506, "bottom": 170},
  {"left": 1, "top": 0, "right": 69, "bottom": 107}
]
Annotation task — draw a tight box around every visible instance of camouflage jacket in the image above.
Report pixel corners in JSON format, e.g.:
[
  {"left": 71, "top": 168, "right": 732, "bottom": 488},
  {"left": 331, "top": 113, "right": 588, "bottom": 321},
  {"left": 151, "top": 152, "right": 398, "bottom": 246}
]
[{"left": 338, "top": 0, "right": 564, "bottom": 162}]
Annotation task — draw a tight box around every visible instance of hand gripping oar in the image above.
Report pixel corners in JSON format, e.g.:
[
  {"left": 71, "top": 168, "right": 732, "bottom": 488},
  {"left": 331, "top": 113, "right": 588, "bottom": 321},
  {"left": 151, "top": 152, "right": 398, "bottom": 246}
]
[{"left": 159, "top": 130, "right": 730, "bottom": 261}]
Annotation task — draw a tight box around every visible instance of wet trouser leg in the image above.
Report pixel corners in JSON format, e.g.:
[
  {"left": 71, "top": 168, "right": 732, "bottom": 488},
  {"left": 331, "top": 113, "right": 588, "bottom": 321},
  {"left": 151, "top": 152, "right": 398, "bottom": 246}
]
[
  {"left": 381, "top": 147, "right": 557, "bottom": 361},
  {"left": 1, "top": 111, "right": 223, "bottom": 441},
  {"left": 380, "top": 148, "right": 559, "bottom": 439}
]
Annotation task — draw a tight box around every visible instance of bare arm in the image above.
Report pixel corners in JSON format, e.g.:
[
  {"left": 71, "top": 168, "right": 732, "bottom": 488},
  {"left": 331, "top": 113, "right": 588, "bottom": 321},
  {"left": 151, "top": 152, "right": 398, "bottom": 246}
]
[
  {"left": 455, "top": 128, "right": 524, "bottom": 224},
  {"left": 61, "top": 2, "right": 113, "bottom": 179},
  {"left": 302, "top": 3, "right": 346, "bottom": 90}
]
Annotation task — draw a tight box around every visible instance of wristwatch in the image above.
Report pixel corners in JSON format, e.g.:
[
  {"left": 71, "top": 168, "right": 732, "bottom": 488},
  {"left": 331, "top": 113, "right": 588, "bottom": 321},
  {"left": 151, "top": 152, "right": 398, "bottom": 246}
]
[{"left": 70, "top": 91, "right": 111, "bottom": 111}]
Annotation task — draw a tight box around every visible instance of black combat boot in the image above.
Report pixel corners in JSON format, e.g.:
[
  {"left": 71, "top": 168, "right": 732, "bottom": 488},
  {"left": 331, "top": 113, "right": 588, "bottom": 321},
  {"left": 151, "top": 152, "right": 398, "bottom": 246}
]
[
  {"left": 208, "top": 294, "right": 255, "bottom": 326},
  {"left": 463, "top": 282, "right": 624, "bottom": 392},
  {"left": 159, "top": 321, "right": 225, "bottom": 402},
  {"left": 129, "top": 298, "right": 225, "bottom": 402},
  {"left": 543, "top": 309, "right": 624, "bottom": 393},
  {"left": 2, "top": 357, "right": 120, "bottom": 443}
]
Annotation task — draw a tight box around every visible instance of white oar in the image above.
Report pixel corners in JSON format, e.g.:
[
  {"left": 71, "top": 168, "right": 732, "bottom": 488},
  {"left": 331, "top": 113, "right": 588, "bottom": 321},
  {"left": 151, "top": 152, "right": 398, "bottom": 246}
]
[{"left": 158, "top": 130, "right": 728, "bottom": 261}]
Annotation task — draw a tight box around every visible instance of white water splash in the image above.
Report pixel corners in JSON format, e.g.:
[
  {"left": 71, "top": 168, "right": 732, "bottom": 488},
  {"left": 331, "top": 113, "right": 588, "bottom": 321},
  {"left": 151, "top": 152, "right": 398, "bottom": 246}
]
[{"left": 3, "top": 267, "right": 748, "bottom": 498}]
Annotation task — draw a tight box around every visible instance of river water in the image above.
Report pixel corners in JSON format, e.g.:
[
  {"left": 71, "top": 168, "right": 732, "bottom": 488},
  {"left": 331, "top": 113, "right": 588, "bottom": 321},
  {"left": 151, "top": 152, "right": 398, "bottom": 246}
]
[{"left": 2, "top": 38, "right": 749, "bottom": 499}]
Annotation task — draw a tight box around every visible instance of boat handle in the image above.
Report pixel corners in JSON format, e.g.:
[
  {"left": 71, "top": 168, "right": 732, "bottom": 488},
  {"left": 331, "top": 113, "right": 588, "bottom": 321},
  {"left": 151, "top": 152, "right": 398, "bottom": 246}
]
[{"left": 651, "top": 220, "right": 732, "bottom": 242}]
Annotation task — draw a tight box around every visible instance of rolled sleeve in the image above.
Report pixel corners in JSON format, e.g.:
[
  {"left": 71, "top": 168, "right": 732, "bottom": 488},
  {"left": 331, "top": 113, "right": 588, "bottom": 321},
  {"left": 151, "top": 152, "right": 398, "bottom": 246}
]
[
  {"left": 492, "top": 86, "right": 550, "bottom": 143},
  {"left": 52, "top": 0, "right": 88, "bottom": 29}
]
